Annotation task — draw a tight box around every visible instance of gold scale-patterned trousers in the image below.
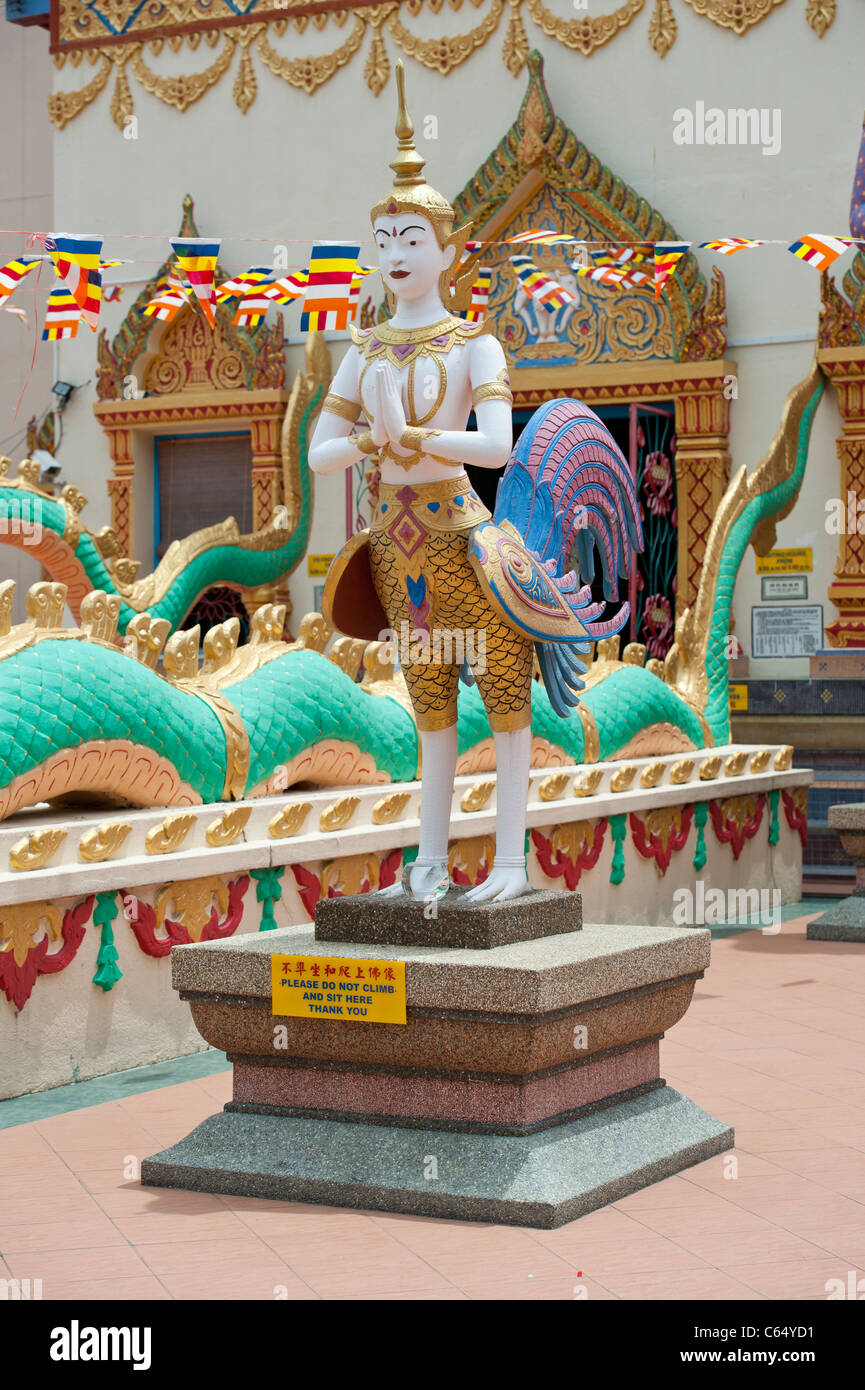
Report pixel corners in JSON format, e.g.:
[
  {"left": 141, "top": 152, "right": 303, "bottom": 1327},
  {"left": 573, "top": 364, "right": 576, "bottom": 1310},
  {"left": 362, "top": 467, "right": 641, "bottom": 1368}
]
[{"left": 368, "top": 475, "right": 533, "bottom": 733}]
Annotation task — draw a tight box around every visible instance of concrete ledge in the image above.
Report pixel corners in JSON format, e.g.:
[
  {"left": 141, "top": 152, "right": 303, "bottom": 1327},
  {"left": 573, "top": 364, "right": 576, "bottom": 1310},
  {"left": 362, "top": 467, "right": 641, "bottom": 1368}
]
[
  {"left": 314, "top": 887, "right": 581, "bottom": 950},
  {"left": 141, "top": 1085, "right": 734, "bottom": 1229}
]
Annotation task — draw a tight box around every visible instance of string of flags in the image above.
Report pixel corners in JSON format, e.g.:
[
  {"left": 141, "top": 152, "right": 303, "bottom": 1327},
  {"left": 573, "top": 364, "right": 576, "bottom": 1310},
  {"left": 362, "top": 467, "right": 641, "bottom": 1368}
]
[{"left": 0, "top": 229, "right": 861, "bottom": 345}]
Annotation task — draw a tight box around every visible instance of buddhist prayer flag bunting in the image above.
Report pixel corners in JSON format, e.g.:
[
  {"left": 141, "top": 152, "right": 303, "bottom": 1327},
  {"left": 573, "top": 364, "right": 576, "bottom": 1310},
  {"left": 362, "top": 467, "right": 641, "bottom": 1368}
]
[
  {"left": 169, "top": 237, "right": 220, "bottom": 326},
  {"left": 698, "top": 238, "right": 765, "bottom": 256},
  {"left": 588, "top": 244, "right": 652, "bottom": 266},
  {"left": 300, "top": 242, "right": 361, "bottom": 332},
  {"left": 217, "top": 267, "right": 274, "bottom": 303},
  {"left": 232, "top": 293, "right": 273, "bottom": 328},
  {"left": 261, "top": 269, "right": 310, "bottom": 305},
  {"left": 48, "top": 234, "right": 103, "bottom": 331},
  {"left": 653, "top": 241, "right": 690, "bottom": 299},
  {"left": 143, "top": 270, "right": 190, "bottom": 323},
  {"left": 574, "top": 263, "right": 651, "bottom": 289},
  {"left": 3, "top": 305, "right": 28, "bottom": 325},
  {"left": 0, "top": 257, "right": 42, "bottom": 309},
  {"left": 507, "top": 229, "right": 576, "bottom": 247},
  {"left": 42, "top": 286, "right": 81, "bottom": 340},
  {"left": 787, "top": 234, "right": 853, "bottom": 272},
  {"left": 461, "top": 267, "right": 492, "bottom": 323},
  {"left": 510, "top": 256, "right": 576, "bottom": 311}
]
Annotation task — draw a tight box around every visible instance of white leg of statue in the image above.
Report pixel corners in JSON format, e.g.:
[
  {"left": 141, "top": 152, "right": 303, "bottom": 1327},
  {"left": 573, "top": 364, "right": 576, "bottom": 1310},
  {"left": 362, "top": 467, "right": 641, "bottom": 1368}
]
[
  {"left": 463, "top": 724, "right": 533, "bottom": 903},
  {"left": 378, "top": 725, "right": 457, "bottom": 900}
]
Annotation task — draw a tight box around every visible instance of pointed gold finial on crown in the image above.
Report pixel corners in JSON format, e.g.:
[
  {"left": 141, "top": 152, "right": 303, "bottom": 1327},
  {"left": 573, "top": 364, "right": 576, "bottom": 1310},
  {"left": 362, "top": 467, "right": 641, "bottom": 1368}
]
[{"left": 390, "top": 61, "right": 426, "bottom": 189}]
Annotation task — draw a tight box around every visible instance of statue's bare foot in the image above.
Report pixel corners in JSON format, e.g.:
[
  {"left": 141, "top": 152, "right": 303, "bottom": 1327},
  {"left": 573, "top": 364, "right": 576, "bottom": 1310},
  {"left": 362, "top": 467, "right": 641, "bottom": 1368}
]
[
  {"left": 378, "top": 856, "right": 450, "bottom": 902},
  {"left": 463, "top": 858, "right": 531, "bottom": 904}
]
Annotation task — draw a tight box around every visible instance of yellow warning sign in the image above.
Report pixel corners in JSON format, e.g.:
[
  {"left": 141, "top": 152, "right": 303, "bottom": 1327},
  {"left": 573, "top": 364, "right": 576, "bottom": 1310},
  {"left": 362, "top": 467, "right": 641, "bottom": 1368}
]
[
  {"left": 307, "top": 553, "right": 335, "bottom": 577},
  {"left": 271, "top": 954, "right": 407, "bottom": 1024},
  {"left": 729, "top": 684, "right": 748, "bottom": 712},
  {"left": 755, "top": 547, "right": 812, "bottom": 574}
]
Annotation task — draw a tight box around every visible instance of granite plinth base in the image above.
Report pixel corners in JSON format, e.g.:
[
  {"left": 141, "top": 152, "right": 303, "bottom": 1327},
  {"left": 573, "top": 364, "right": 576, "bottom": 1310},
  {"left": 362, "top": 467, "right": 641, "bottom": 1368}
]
[
  {"left": 314, "top": 886, "right": 581, "bottom": 950},
  {"left": 141, "top": 1085, "right": 734, "bottom": 1229},
  {"left": 807, "top": 894, "right": 865, "bottom": 942}
]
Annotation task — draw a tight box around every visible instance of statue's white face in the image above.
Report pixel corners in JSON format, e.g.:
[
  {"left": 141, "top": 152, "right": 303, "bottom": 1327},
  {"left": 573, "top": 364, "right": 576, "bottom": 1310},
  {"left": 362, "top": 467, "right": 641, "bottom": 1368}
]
[{"left": 373, "top": 214, "right": 455, "bottom": 303}]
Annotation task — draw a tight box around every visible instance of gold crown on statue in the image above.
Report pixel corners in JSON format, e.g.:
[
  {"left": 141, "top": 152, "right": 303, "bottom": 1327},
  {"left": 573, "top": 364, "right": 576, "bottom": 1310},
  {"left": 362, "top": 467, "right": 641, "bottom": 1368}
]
[{"left": 370, "top": 60, "right": 476, "bottom": 312}]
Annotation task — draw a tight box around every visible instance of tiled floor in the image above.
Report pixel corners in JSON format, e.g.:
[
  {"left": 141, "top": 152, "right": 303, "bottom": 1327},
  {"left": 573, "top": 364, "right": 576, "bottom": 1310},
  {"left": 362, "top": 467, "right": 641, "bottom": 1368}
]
[{"left": 2, "top": 911, "right": 864, "bottom": 1301}]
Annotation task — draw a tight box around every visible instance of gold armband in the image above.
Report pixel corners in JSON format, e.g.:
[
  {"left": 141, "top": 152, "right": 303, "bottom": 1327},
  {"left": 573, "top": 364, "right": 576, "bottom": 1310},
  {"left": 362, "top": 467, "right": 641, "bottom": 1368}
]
[
  {"left": 353, "top": 430, "right": 378, "bottom": 456},
  {"left": 472, "top": 369, "right": 513, "bottom": 408},
  {"left": 399, "top": 426, "right": 443, "bottom": 452},
  {"left": 322, "top": 392, "right": 361, "bottom": 424}
]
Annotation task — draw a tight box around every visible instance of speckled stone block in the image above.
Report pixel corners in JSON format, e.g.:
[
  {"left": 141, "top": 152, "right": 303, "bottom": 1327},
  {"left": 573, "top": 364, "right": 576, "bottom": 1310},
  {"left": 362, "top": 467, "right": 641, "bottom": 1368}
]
[
  {"left": 229, "top": 1039, "right": 661, "bottom": 1134},
  {"left": 806, "top": 896, "right": 865, "bottom": 943},
  {"left": 314, "top": 887, "right": 581, "bottom": 950},
  {"left": 141, "top": 1085, "right": 734, "bottom": 1228}
]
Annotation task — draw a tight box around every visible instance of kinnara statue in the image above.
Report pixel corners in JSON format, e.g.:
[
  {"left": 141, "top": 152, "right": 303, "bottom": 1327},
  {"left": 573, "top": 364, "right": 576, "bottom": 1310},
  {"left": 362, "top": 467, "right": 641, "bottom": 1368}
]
[{"left": 310, "top": 62, "right": 642, "bottom": 903}]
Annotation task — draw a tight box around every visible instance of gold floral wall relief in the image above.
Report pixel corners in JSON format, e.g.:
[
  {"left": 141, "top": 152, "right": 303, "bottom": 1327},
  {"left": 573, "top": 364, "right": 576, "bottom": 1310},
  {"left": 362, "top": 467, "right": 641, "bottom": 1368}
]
[{"left": 50, "top": 0, "right": 836, "bottom": 127}]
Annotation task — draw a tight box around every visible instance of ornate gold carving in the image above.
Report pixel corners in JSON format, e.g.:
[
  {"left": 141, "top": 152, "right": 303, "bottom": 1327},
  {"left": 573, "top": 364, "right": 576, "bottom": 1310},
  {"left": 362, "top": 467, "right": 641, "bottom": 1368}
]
[
  {"left": 269, "top": 801, "right": 313, "bottom": 838},
  {"left": 719, "top": 793, "right": 759, "bottom": 836},
  {"left": 201, "top": 617, "right": 241, "bottom": 676},
  {"left": 79, "top": 590, "right": 122, "bottom": 646},
  {"left": 288, "top": 612, "right": 334, "bottom": 654},
  {"left": 155, "top": 876, "right": 229, "bottom": 940},
  {"left": 749, "top": 749, "right": 771, "bottom": 773},
  {"left": 538, "top": 772, "right": 570, "bottom": 802},
  {"left": 26, "top": 582, "right": 66, "bottom": 631},
  {"left": 9, "top": 829, "right": 68, "bottom": 872},
  {"left": 49, "top": 54, "right": 112, "bottom": 130},
  {"left": 255, "top": 17, "right": 366, "bottom": 94},
  {"left": 644, "top": 804, "right": 684, "bottom": 851},
  {"left": 577, "top": 705, "right": 600, "bottom": 764},
  {"left": 670, "top": 758, "right": 694, "bottom": 784},
  {"left": 622, "top": 643, "right": 647, "bottom": 666},
  {"left": 364, "top": 17, "right": 392, "bottom": 96},
  {"left": 679, "top": 267, "right": 727, "bottom": 362},
  {"left": 573, "top": 768, "right": 604, "bottom": 797},
  {"left": 329, "top": 637, "right": 368, "bottom": 681},
  {"left": 646, "top": 658, "right": 665, "bottom": 678},
  {"left": 124, "top": 612, "right": 170, "bottom": 668},
  {"left": 233, "top": 31, "right": 258, "bottom": 114},
  {"left": 525, "top": 0, "right": 644, "bottom": 55},
  {"left": 79, "top": 821, "right": 133, "bottom": 863},
  {"left": 610, "top": 764, "right": 637, "bottom": 792},
  {"left": 0, "top": 578, "right": 14, "bottom": 639},
  {"left": 321, "top": 853, "right": 381, "bottom": 897},
  {"left": 648, "top": 0, "right": 677, "bottom": 55},
  {"left": 596, "top": 636, "right": 621, "bottom": 664},
  {"left": 163, "top": 626, "right": 201, "bottom": 682},
  {"left": 130, "top": 36, "right": 236, "bottom": 113},
  {"left": 145, "top": 812, "right": 196, "bottom": 855},
  {"left": 387, "top": 0, "right": 505, "bottom": 75},
  {"left": 550, "top": 820, "right": 598, "bottom": 863},
  {"left": 699, "top": 754, "right": 722, "bottom": 781},
  {"left": 0, "top": 901, "right": 63, "bottom": 966},
  {"left": 502, "top": 0, "right": 530, "bottom": 75},
  {"left": 320, "top": 795, "right": 360, "bottom": 831},
  {"left": 774, "top": 745, "right": 794, "bottom": 771},
  {"left": 724, "top": 751, "right": 749, "bottom": 776},
  {"left": 461, "top": 779, "right": 496, "bottom": 812},
  {"left": 681, "top": 0, "right": 784, "bottom": 34},
  {"left": 205, "top": 806, "right": 251, "bottom": 847},
  {"left": 805, "top": 0, "right": 835, "bottom": 35},
  {"left": 640, "top": 761, "right": 665, "bottom": 788},
  {"left": 372, "top": 791, "right": 412, "bottom": 824}
]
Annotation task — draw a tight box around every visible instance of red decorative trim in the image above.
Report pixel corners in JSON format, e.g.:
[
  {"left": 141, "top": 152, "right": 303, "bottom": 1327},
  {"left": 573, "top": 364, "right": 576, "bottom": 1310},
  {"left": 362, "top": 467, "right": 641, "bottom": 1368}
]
[
  {"left": 0, "top": 896, "right": 93, "bottom": 1011},
  {"left": 379, "top": 848, "right": 402, "bottom": 891},
  {"left": 125, "top": 876, "right": 250, "bottom": 958},
  {"left": 531, "top": 821, "right": 607, "bottom": 891},
  {"left": 289, "top": 863, "right": 321, "bottom": 922},
  {"left": 781, "top": 789, "right": 808, "bottom": 847},
  {"left": 709, "top": 795, "right": 767, "bottom": 860},
  {"left": 629, "top": 805, "right": 694, "bottom": 876}
]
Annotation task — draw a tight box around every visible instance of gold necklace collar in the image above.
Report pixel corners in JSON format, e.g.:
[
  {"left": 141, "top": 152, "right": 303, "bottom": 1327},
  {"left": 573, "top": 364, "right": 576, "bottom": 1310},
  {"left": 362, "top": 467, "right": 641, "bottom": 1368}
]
[{"left": 370, "top": 315, "right": 463, "bottom": 344}]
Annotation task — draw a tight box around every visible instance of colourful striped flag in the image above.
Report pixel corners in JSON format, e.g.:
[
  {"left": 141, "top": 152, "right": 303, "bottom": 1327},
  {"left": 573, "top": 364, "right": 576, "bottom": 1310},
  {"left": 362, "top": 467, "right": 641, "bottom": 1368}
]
[
  {"left": 698, "top": 238, "right": 765, "bottom": 256},
  {"left": 574, "top": 263, "right": 651, "bottom": 289},
  {"left": 654, "top": 241, "right": 690, "bottom": 299},
  {"left": 300, "top": 242, "right": 361, "bottom": 332},
  {"left": 588, "top": 244, "right": 652, "bottom": 267},
  {"left": 143, "top": 270, "right": 189, "bottom": 323},
  {"left": 261, "top": 269, "right": 310, "bottom": 305},
  {"left": 42, "top": 286, "right": 81, "bottom": 341},
  {"left": 510, "top": 256, "right": 576, "bottom": 311},
  {"left": 508, "top": 229, "right": 577, "bottom": 247},
  {"left": 48, "top": 234, "right": 103, "bottom": 331},
  {"left": 233, "top": 293, "right": 273, "bottom": 328},
  {"left": 461, "top": 267, "right": 492, "bottom": 323},
  {"left": 217, "top": 267, "right": 274, "bottom": 304},
  {"left": 3, "top": 306, "right": 28, "bottom": 325},
  {"left": 170, "top": 237, "right": 220, "bottom": 326},
  {"left": 787, "top": 234, "right": 853, "bottom": 272},
  {"left": 0, "top": 257, "right": 42, "bottom": 309}
]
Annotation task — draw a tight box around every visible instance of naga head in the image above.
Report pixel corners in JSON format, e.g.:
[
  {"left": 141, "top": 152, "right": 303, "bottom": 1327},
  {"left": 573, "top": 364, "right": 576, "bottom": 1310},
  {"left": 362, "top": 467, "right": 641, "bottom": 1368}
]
[{"left": 370, "top": 60, "right": 475, "bottom": 314}]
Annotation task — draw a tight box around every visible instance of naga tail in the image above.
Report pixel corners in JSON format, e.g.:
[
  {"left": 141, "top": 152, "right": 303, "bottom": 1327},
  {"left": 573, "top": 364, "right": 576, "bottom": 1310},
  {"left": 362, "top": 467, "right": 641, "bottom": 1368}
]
[{"left": 494, "top": 398, "right": 643, "bottom": 717}]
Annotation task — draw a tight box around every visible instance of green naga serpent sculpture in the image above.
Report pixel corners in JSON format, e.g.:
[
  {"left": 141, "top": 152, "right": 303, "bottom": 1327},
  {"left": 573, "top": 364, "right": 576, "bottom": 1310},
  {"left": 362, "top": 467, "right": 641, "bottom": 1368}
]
[
  {"left": 0, "top": 336, "right": 327, "bottom": 638},
  {"left": 0, "top": 360, "right": 823, "bottom": 823}
]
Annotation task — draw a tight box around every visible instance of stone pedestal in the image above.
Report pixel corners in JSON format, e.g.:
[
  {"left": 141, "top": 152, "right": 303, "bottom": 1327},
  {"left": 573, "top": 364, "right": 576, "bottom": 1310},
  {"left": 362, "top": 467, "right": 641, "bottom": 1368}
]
[
  {"left": 141, "top": 890, "right": 733, "bottom": 1228},
  {"left": 807, "top": 804, "right": 865, "bottom": 943}
]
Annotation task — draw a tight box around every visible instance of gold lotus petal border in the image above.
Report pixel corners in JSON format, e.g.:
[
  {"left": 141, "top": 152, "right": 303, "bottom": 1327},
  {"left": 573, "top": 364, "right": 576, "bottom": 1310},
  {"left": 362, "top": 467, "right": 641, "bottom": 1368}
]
[{"left": 48, "top": 0, "right": 838, "bottom": 128}]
